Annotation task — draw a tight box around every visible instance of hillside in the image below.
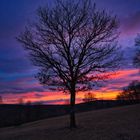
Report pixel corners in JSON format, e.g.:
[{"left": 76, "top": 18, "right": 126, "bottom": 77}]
[
  {"left": 0, "top": 104, "right": 139, "bottom": 140},
  {"left": 0, "top": 100, "right": 138, "bottom": 127}
]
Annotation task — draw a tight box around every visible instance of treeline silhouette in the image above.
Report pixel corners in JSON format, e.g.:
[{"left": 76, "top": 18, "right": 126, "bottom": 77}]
[
  {"left": 116, "top": 80, "right": 140, "bottom": 101},
  {"left": 83, "top": 92, "right": 97, "bottom": 102}
]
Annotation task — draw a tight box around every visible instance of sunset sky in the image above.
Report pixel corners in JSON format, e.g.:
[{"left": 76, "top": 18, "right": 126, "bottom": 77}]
[{"left": 0, "top": 0, "right": 140, "bottom": 104}]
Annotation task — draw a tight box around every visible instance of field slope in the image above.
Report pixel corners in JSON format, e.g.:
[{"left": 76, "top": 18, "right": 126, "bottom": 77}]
[{"left": 0, "top": 104, "right": 140, "bottom": 140}]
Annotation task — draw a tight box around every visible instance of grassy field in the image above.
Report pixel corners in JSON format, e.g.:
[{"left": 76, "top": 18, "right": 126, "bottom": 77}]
[
  {"left": 0, "top": 100, "right": 138, "bottom": 127},
  {"left": 0, "top": 104, "right": 139, "bottom": 140}
]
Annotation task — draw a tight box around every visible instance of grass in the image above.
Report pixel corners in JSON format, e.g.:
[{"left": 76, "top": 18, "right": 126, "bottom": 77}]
[{"left": 0, "top": 104, "right": 140, "bottom": 140}]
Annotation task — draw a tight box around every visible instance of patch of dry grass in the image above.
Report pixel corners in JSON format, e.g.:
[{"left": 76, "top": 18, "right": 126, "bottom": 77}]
[{"left": 0, "top": 104, "right": 140, "bottom": 140}]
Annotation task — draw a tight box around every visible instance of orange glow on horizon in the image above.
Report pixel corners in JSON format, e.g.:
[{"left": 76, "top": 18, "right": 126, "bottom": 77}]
[
  {"left": 1, "top": 68, "right": 140, "bottom": 104},
  {"left": 2, "top": 90, "right": 120, "bottom": 104}
]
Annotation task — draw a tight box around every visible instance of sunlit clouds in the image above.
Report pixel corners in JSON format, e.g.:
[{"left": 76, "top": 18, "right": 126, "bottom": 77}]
[{"left": 2, "top": 68, "right": 139, "bottom": 104}]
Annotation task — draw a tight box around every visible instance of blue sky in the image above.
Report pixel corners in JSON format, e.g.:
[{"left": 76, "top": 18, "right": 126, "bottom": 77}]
[{"left": 0, "top": 0, "right": 140, "bottom": 104}]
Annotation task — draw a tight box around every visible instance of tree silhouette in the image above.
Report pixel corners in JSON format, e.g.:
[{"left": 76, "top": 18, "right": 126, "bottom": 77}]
[
  {"left": 17, "top": 0, "right": 121, "bottom": 128},
  {"left": 0, "top": 96, "right": 3, "bottom": 104},
  {"left": 26, "top": 100, "right": 32, "bottom": 105},
  {"left": 116, "top": 80, "right": 140, "bottom": 101},
  {"left": 83, "top": 92, "right": 97, "bottom": 103},
  {"left": 18, "top": 97, "right": 24, "bottom": 105},
  {"left": 133, "top": 34, "right": 140, "bottom": 68}
]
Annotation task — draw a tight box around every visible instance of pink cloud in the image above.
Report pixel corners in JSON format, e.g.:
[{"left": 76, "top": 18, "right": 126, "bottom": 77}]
[{"left": 2, "top": 68, "right": 139, "bottom": 104}]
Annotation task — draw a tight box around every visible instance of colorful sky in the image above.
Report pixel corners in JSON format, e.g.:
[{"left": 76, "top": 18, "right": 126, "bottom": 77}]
[{"left": 0, "top": 0, "right": 140, "bottom": 104}]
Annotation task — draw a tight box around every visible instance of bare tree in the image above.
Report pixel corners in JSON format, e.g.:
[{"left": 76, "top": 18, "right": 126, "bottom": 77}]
[
  {"left": 116, "top": 80, "right": 140, "bottom": 101},
  {"left": 26, "top": 100, "right": 32, "bottom": 105},
  {"left": 17, "top": 0, "right": 121, "bottom": 128},
  {"left": 0, "top": 96, "right": 3, "bottom": 104},
  {"left": 134, "top": 34, "right": 140, "bottom": 68},
  {"left": 18, "top": 97, "right": 24, "bottom": 105},
  {"left": 83, "top": 92, "right": 97, "bottom": 103}
]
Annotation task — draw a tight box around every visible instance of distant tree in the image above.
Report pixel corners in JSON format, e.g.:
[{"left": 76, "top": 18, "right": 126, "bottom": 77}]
[
  {"left": 18, "top": 97, "right": 24, "bottom": 105},
  {"left": 116, "top": 80, "right": 140, "bottom": 100},
  {"left": 0, "top": 96, "right": 3, "bottom": 104},
  {"left": 17, "top": 0, "right": 121, "bottom": 128},
  {"left": 64, "top": 99, "right": 70, "bottom": 105},
  {"left": 26, "top": 100, "right": 32, "bottom": 105},
  {"left": 25, "top": 100, "right": 32, "bottom": 122},
  {"left": 83, "top": 92, "right": 97, "bottom": 103},
  {"left": 133, "top": 34, "right": 140, "bottom": 68}
]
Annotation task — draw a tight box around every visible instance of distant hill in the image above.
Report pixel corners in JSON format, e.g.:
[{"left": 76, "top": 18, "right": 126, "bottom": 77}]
[
  {"left": 0, "top": 100, "right": 139, "bottom": 128},
  {"left": 0, "top": 104, "right": 140, "bottom": 140}
]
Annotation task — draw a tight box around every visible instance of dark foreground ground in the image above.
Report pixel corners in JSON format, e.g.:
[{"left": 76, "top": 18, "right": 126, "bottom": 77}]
[
  {"left": 0, "top": 104, "right": 139, "bottom": 140},
  {"left": 0, "top": 100, "right": 139, "bottom": 128}
]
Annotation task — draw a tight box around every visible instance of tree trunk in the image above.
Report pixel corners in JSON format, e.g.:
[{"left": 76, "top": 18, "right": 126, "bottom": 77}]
[{"left": 70, "top": 88, "right": 77, "bottom": 128}]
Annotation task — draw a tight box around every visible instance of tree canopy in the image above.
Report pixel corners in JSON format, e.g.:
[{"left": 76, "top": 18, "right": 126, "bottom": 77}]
[
  {"left": 17, "top": 0, "right": 121, "bottom": 128},
  {"left": 117, "top": 80, "right": 140, "bottom": 100}
]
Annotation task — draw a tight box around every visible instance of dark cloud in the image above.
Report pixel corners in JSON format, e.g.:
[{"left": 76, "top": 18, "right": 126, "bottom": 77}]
[
  {"left": 34, "top": 93, "right": 45, "bottom": 98},
  {"left": 95, "top": 0, "right": 140, "bottom": 17},
  {"left": 0, "top": 74, "right": 44, "bottom": 94},
  {"left": 0, "top": 87, "right": 44, "bottom": 94},
  {"left": 121, "top": 11, "right": 140, "bottom": 37}
]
